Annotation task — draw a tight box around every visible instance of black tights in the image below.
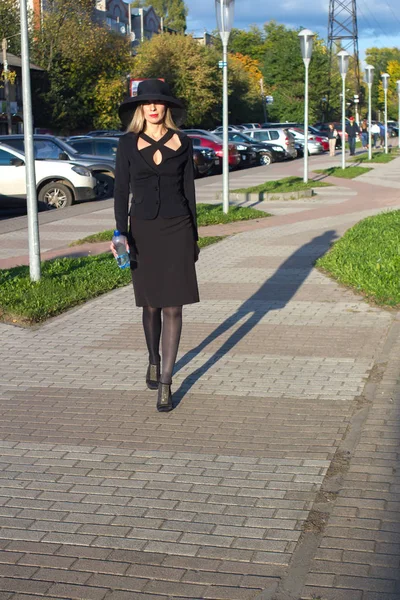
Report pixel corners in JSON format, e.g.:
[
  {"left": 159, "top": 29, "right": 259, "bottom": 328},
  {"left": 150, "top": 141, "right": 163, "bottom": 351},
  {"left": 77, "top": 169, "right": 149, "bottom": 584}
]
[{"left": 142, "top": 306, "right": 183, "bottom": 385}]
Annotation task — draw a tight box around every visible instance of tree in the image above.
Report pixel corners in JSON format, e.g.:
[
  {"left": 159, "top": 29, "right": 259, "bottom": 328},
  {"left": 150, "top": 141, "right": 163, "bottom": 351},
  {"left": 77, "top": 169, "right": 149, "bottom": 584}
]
[
  {"left": 131, "top": 0, "right": 188, "bottom": 32},
  {"left": 260, "top": 21, "right": 340, "bottom": 123},
  {"left": 228, "top": 53, "right": 264, "bottom": 123},
  {"left": 378, "top": 59, "right": 400, "bottom": 119},
  {"left": 227, "top": 27, "right": 267, "bottom": 62},
  {"left": 31, "top": 0, "right": 133, "bottom": 131},
  {"left": 132, "top": 33, "right": 221, "bottom": 127},
  {"left": 364, "top": 47, "right": 400, "bottom": 115},
  {"left": 0, "top": 0, "right": 26, "bottom": 55}
]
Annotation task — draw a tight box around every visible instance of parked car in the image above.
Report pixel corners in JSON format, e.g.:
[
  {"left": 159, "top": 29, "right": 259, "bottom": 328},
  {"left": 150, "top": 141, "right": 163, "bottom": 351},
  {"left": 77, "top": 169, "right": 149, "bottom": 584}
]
[
  {"left": 220, "top": 131, "right": 283, "bottom": 165},
  {"left": 292, "top": 138, "right": 324, "bottom": 156},
  {"left": 87, "top": 130, "right": 123, "bottom": 137},
  {"left": 288, "top": 128, "right": 329, "bottom": 152},
  {"left": 241, "top": 123, "right": 261, "bottom": 129},
  {"left": 0, "top": 135, "right": 116, "bottom": 199},
  {"left": 211, "top": 125, "right": 245, "bottom": 134},
  {"left": 187, "top": 133, "right": 240, "bottom": 169},
  {"left": 243, "top": 128, "right": 297, "bottom": 159},
  {"left": 0, "top": 142, "right": 97, "bottom": 210},
  {"left": 68, "top": 136, "right": 119, "bottom": 159},
  {"left": 192, "top": 145, "right": 219, "bottom": 177}
]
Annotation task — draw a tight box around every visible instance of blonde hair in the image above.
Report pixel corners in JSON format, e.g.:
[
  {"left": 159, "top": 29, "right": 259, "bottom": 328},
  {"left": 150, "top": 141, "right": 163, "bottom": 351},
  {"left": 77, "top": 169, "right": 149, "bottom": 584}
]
[{"left": 127, "top": 104, "right": 178, "bottom": 133}]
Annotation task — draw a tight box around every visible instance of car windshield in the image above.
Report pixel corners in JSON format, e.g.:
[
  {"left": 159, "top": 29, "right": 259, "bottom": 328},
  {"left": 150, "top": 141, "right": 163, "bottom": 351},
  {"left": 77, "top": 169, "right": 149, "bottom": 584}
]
[
  {"left": 51, "top": 137, "right": 79, "bottom": 155},
  {"left": 202, "top": 133, "right": 226, "bottom": 143}
]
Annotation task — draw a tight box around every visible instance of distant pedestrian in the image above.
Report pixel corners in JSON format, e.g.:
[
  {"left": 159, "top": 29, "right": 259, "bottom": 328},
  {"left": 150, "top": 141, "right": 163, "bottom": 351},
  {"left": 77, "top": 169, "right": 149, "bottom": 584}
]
[
  {"left": 346, "top": 116, "right": 360, "bottom": 156},
  {"left": 379, "top": 123, "right": 385, "bottom": 147},
  {"left": 111, "top": 79, "right": 200, "bottom": 412},
  {"left": 327, "top": 123, "right": 338, "bottom": 157},
  {"left": 360, "top": 119, "right": 368, "bottom": 150},
  {"left": 371, "top": 123, "right": 380, "bottom": 148}
]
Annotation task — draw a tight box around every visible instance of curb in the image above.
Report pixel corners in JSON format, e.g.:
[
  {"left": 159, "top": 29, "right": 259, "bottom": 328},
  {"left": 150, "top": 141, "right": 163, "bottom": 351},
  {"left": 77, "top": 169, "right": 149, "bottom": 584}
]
[{"left": 215, "top": 189, "right": 314, "bottom": 202}]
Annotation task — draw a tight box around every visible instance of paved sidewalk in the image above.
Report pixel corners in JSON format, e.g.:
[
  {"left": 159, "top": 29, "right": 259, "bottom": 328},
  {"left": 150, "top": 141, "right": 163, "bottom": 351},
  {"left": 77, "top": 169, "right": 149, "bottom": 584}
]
[{"left": 0, "top": 159, "right": 400, "bottom": 599}]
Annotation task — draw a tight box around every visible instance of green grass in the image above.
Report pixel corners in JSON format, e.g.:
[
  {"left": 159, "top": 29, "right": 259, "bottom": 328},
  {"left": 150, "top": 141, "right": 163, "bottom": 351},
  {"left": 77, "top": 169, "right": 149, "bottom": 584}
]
[
  {"left": 314, "top": 166, "right": 372, "bottom": 179},
  {"left": 317, "top": 210, "right": 400, "bottom": 307},
  {"left": 231, "top": 176, "right": 331, "bottom": 194},
  {"left": 0, "top": 236, "right": 224, "bottom": 325},
  {"left": 350, "top": 151, "right": 398, "bottom": 164}
]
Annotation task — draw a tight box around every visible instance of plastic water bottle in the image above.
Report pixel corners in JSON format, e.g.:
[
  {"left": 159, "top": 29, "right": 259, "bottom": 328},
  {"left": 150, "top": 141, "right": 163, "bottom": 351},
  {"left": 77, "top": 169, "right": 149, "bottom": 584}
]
[{"left": 112, "top": 230, "right": 130, "bottom": 269}]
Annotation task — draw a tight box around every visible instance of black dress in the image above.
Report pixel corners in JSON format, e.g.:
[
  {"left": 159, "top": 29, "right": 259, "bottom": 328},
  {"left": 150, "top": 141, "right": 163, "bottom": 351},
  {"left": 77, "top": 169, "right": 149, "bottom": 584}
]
[{"left": 113, "top": 129, "right": 199, "bottom": 308}]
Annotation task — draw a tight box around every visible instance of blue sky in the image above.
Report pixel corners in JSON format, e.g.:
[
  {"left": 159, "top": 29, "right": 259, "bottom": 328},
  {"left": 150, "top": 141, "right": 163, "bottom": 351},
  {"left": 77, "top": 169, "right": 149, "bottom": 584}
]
[{"left": 185, "top": 0, "right": 400, "bottom": 59}]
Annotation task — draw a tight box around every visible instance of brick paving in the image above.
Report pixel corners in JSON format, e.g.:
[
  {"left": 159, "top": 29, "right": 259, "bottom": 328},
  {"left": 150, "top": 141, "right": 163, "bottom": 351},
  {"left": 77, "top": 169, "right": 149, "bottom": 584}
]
[{"left": 0, "top": 158, "right": 400, "bottom": 598}]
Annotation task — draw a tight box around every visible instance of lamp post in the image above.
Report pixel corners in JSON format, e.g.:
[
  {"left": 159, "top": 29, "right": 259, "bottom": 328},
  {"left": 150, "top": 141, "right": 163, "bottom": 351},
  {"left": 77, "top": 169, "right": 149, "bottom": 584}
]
[
  {"left": 365, "top": 64, "right": 374, "bottom": 160},
  {"left": 298, "top": 29, "right": 314, "bottom": 183},
  {"left": 382, "top": 73, "right": 389, "bottom": 154},
  {"left": 337, "top": 50, "right": 350, "bottom": 169},
  {"left": 215, "top": 0, "right": 234, "bottom": 214},
  {"left": 397, "top": 80, "right": 400, "bottom": 150}
]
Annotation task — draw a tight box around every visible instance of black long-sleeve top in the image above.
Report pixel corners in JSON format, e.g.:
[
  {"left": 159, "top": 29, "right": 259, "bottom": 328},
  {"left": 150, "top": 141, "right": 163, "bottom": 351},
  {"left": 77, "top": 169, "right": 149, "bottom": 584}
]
[{"left": 114, "top": 129, "right": 198, "bottom": 240}]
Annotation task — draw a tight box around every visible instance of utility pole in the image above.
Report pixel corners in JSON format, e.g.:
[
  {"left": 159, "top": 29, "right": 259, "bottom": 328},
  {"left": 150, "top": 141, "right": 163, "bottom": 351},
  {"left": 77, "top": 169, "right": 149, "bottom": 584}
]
[
  {"left": 259, "top": 78, "right": 267, "bottom": 123},
  {"left": 20, "top": 0, "right": 41, "bottom": 281},
  {"left": 327, "top": 0, "right": 360, "bottom": 117},
  {"left": 2, "top": 39, "right": 13, "bottom": 135}
]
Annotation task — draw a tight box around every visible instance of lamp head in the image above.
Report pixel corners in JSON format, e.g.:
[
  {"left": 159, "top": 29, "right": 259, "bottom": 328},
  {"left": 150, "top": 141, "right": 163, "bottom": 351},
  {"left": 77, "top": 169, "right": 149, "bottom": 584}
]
[
  {"left": 215, "top": 0, "right": 235, "bottom": 41},
  {"left": 364, "top": 64, "right": 374, "bottom": 85},
  {"left": 298, "top": 29, "right": 315, "bottom": 63},
  {"left": 381, "top": 72, "right": 390, "bottom": 91},
  {"left": 337, "top": 50, "right": 350, "bottom": 76}
]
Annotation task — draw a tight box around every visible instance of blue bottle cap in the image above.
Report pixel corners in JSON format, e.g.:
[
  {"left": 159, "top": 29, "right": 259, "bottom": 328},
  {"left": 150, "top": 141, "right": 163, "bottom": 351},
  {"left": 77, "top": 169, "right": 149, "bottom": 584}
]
[{"left": 113, "top": 230, "right": 120, "bottom": 236}]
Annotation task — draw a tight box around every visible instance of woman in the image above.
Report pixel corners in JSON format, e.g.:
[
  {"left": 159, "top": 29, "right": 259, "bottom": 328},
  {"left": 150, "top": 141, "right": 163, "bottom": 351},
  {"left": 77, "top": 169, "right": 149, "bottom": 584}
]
[
  {"left": 327, "top": 123, "right": 337, "bottom": 157},
  {"left": 360, "top": 119, "right": 368, "bottom": 150},
  {"left": 111, "top": 79, "right": 199, "bottom": 412}
]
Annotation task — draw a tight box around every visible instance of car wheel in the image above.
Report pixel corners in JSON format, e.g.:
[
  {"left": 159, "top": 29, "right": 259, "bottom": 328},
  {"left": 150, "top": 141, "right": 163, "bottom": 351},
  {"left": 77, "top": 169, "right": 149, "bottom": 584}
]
[
  {"left": 38, "top": 182, "right": 73, "bottom": 209},
  {"left": 94, "top": 173, "right": 115, "bottom": 199},
  {"left": 260, "top": 153, "right": 272, "bottom": 166}
]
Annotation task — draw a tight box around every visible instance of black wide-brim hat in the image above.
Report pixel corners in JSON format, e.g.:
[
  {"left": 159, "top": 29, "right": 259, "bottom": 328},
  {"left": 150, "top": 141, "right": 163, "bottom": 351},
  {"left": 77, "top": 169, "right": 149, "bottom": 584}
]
[{"left": 118, "top": 79, "right": 185, "bottom": 128}]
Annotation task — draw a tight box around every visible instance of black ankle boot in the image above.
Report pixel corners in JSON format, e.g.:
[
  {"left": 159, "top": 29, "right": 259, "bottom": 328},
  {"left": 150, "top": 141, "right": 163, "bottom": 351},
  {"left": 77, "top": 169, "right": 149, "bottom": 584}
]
[
  {"left": 157, "top": 382, "right": 173, "bottom": 412},
  {"left": 146, "top": 363, "right": 160, "bottom": 390}
]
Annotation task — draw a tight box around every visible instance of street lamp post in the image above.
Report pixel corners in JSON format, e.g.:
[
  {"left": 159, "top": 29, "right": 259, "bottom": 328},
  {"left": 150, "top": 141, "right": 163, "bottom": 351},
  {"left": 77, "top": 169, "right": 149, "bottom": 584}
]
[
  {"left": 298, "top": 29, "right": 314, "bottom": 183},
  {"left": 396, "top": 80, "right": 400, "bottom": 150},
  {"left": 215, "top": 0, "right": 234, "bottom": 214},
  {"left": 381, "top": 73, "right": 389, "bottom": 154},
  {"left": 365, "top": 64, "right": 374, "bottom": 160},
  {"left": 337, "top": 50, "right": 350, "bottom": 170},
  {"left": 20, "top": 0, "right": 41, "bottom": 281}
]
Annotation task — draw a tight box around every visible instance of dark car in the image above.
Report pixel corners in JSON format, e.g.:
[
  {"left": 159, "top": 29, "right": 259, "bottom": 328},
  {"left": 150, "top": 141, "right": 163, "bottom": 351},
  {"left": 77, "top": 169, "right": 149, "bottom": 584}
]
[
  {"left": 0, "top": 134, "right": 116, "bottom": 199},
  {"left": 192, "top": 145, "right": 218, "bottom": 177},
  {"left": 222, "top": 131, "right": 285, "bottom": 165},
  {"left": 68, "top": 136, "right": 119, "bottom": 160}
]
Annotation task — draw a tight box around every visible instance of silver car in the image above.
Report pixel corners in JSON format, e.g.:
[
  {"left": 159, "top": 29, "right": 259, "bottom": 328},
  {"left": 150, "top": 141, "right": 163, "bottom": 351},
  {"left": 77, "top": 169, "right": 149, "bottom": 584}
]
[
  {"left": 243, "top": 128, "right": 297, "bottom": 159},
  {"left": 0, "top": 135, "right": 115, "bottom": 199}
]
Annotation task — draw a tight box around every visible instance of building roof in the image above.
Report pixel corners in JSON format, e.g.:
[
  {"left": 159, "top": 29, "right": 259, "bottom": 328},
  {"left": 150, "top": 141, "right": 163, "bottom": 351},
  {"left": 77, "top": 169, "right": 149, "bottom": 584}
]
[{"left": 1, "top": 52, "right": 44, "bottom": 71}]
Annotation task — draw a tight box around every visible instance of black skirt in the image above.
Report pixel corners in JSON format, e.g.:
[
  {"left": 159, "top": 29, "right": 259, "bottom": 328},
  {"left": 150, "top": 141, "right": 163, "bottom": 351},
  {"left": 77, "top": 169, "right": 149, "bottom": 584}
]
[{"left": 129, "top": 214, "right": 200, "bottom": 307}]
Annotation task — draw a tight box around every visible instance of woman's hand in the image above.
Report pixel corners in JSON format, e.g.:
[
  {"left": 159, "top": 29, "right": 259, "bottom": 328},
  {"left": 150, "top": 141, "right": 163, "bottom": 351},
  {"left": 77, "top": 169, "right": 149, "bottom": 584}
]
[{"left": 110, "top": 235, "right": 129, "bottom": 259}]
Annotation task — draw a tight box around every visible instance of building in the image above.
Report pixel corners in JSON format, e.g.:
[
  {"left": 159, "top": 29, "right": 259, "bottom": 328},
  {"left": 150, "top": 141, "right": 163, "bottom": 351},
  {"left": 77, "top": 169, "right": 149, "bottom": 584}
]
[
  {"left": 95, "top": 0, "right": 130, "bottom": 35},
  {"left": 192, "top": 32, "right": 214, "bottom": 46},
  {"left": 0, "top": 52, "right": 45, "bottom": 135},
  {"left": 130, "top": 6, "right": 161, "bottom": 49}
]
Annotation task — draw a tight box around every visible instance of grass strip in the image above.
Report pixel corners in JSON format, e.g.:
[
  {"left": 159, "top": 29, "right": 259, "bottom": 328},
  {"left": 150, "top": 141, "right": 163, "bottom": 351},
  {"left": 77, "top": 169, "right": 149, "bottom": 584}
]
[
  {"left": 314, "top": 166, "right": 372, "bottom": 179},
  {"left": 350, "top": 151, "right": 398, "bottom": 164},
  {"left": 232, "top": 176, "right": 331, "bottom": 194},
  {"left": 0, "top": 236, "right": 224, "bottom": 325},
  {"left": 70, "top": 204, "right": 269, "bottom": 246},
  {"left": 317, "top": 210, "right": 400, "bottom": 307}
]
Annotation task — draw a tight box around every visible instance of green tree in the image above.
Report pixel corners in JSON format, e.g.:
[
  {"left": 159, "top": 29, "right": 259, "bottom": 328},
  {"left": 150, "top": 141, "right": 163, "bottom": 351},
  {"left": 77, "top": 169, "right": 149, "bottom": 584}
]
[
  {"left": 364, "top": 46, "right": 400, "bottom": 115},
  {"left": 132, "top": 0, "right": 187, "bottom": 32},
  {"left": 215, "top": 26, "right": 267, "bottom": 62},
  {"left": 260, "top": 21, "right": 340, "bottom": 123},
  {"left": 132, "top": 33, "right": 221, "bottom": 127},
  {"left": 0, "top": 0, "right": 26, "bottom": 55},
  {"left": 31, "top": 0, "right": 133, "bottom": 131}
]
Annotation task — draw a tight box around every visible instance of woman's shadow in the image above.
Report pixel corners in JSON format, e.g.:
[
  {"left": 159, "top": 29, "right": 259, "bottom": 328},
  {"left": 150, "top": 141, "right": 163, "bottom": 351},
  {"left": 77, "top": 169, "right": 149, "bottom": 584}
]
[{"left": 173, "top": 230, "right": 337, "bottom": 406}]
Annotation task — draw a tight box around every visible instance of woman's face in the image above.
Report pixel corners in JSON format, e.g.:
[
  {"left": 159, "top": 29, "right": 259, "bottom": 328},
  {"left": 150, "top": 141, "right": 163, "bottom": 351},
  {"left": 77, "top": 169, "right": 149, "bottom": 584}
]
[{"left": 142, "top": 102, "right": 166, "bottom": 125}]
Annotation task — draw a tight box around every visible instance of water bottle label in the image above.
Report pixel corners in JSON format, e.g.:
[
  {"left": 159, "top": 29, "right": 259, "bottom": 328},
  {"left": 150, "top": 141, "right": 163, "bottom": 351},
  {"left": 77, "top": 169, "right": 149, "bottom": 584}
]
[{"left": 116, "top": 253, "right": 130, "bottom": 269}]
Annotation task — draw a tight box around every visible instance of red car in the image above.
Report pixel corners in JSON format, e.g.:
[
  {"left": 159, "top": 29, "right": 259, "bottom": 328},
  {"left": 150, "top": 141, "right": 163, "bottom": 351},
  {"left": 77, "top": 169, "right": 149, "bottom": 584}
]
[
  {"left": 187, "top": 133, "right": 240, "bottom": 169},
  {"left": 290, "top": 127, "right": 329, "bottom": 152}
]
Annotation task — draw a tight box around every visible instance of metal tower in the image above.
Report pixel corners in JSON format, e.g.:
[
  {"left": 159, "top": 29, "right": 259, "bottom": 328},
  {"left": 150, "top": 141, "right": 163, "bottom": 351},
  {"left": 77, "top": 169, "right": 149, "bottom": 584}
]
[{"left": 327, "top": 0, "right": 361, "bottom": 113}]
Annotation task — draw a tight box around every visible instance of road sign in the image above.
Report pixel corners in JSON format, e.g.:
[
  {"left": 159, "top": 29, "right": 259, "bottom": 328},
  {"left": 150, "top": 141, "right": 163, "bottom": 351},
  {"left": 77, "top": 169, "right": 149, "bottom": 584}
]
[
  {"left": 218, "top": 61, "right": 227, "bottom": 68},
  {"left": 265, "top": 95, "right": 274, "bottom": 104}
]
